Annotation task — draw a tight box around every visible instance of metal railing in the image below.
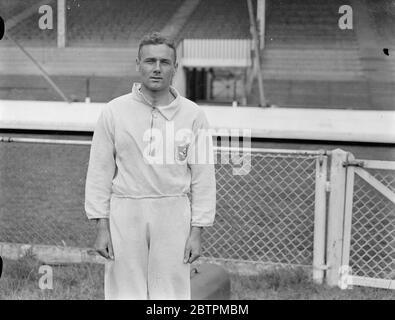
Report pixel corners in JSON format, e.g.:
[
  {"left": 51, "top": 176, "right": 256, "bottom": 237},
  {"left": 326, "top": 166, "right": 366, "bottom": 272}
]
[{"left": 182, "top": 39, "right": 252, "bottom": 67}]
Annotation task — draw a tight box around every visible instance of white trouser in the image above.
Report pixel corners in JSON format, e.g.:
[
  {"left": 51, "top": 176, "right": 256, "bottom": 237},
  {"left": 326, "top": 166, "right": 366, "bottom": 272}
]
[{"left": 104, "top": 195, "right": 191, "bottom": 300}]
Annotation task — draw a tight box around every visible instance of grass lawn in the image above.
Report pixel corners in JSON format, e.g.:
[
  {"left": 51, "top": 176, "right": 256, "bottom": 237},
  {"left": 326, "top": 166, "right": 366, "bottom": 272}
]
[{"left": 1, "top": 255, "right": 394, "bottom": 300}]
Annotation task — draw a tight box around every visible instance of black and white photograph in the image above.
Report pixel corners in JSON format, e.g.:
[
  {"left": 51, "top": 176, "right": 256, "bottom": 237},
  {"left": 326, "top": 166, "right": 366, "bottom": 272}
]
[{"left": 0, "top": 0, "right": 394, "bottom": 304}]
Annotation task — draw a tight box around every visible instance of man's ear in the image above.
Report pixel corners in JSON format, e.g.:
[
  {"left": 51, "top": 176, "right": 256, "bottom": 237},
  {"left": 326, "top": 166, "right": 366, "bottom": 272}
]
[
  {"left": 173, "top": 62, "right": 179, "bottom": 75},
  {"left": 136, "top": 58, "right": 140, "bottom": 72}
]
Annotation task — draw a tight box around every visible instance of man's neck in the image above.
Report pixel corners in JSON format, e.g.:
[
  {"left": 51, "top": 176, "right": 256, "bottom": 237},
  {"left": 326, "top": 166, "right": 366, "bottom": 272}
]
[{"left": 140, "top": 85, "right": 175, "bottom": 107}]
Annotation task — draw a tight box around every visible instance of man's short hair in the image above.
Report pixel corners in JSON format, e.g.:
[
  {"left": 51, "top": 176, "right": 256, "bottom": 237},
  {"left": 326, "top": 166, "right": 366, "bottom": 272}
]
[{"left": 138, "top": 32, "right": 177, "bottom": 64}]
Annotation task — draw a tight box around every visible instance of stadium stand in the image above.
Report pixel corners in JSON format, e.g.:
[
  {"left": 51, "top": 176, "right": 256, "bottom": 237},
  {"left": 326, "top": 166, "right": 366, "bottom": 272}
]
[
  {"left": 265, "top": 0, "right": 358, "bottom": 49},
  {"left": 0, "top": 0, "right": 184, "bottom": 101},
  {"left": 0, "top": 0, "right": 393, "bottom": 109},
  {"left": 351, "top": 0, "right": 395, "bottom": 109},
  {"left": 263, "top": 0, "right": 363, "bottom": 80},
  {"left": 244, "top": 0, "right": 370, "bottom": 108},
  {"left": 362, "top": 0, "right": 395, "bottom": 80},
  {"left": 0, "top": 74, "right": 136, "bottom": 102},
  {"left": 3, "top": 0, "right": 184, "bottom": 46},
  {"left": 65, "top": 0, "right": 184, "bottom": 46},
  {"left": 250, "top": 79, "right": 374, "bottom": 109},
  {"left": 368, "top": 0, "right": 395, "bottom": 47},
  {"left": 0, "top": 0, "right": 37, "bottom": 20},
  {"left": 178, "top": 0, "right": 252, "bottom": 39},
  {"left": 6, "top": 2, "right": 57, "bottom": 45}
]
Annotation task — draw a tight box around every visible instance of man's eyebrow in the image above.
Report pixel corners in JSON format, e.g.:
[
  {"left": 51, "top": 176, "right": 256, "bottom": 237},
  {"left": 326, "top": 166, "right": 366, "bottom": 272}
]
[{"left": 143, "top": 57, "right": 172, "bottom": 62}]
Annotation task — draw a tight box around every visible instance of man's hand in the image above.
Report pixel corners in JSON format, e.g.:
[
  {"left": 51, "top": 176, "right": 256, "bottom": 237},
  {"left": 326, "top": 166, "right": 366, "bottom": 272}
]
[
  {"left": 183, "top": 226, "right": 202, "bottom": 264},
  {"left": 94, "top": 218, "right": 114, "bottom": 260}
]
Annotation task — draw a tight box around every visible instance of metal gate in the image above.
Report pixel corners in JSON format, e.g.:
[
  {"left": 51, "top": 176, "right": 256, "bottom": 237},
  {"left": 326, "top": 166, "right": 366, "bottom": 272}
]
[{"left": 340, "top": 154, "right": 395, "bottom": 289}]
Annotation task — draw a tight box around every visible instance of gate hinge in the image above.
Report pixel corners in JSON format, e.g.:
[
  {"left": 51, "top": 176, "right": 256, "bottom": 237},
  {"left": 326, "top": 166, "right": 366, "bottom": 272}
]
[
  {"left": 342, "top": 160, "right": 364, "bottom": 168},
  {"left": 318, "top": 155, "right": 324, "bottom": 166}
]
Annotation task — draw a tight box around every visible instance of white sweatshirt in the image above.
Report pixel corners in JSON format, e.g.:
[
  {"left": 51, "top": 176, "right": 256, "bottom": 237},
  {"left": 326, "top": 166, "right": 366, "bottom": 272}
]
[{"left": 85, "top": 83, "right": 216, "bottom": 227}]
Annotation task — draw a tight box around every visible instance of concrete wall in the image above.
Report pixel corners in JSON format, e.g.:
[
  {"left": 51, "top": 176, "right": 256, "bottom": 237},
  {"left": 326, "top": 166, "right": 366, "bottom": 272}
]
[{"left": 1, "top": 99, "right": 394, "bottom": 143}]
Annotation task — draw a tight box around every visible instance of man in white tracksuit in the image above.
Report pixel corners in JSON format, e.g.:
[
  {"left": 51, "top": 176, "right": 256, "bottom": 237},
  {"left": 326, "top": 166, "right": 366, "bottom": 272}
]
[{"left": 84, "top": 32, "right": 216, "bottom": 300}]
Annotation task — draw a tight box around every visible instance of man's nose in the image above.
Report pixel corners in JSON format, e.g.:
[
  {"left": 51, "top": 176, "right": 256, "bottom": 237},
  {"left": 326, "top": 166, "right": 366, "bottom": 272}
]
[{"left": 153, "top": 60, "right": 161, "bottom": 72}]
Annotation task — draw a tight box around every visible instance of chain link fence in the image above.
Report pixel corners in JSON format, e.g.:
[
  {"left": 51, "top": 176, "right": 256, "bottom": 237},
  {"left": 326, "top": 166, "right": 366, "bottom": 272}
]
[
  {"left": 350, "top": 169, "right": 395, "bottom": 280},
  {"left": 0, "top": 140, "right": 319, "bottom": 268},
  {"left": 1, "top": 139, "right": 394, "bottom": 286},
  {"left": 0, "top": 141, "right": 96, "bottom": 247},
  {"left": 202, "top": 151, "right": 317, "bottom": 266}
]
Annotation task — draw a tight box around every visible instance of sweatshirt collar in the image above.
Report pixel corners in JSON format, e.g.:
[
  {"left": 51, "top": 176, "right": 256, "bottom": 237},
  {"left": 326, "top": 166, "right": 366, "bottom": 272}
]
[{"left": 131, "top": 83, "right": 181, "bottom": 121}]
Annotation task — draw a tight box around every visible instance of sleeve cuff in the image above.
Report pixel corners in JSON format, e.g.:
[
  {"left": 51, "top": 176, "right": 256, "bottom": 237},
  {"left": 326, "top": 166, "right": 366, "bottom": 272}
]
[
  {"left": 191, "top": 223, "right": 214, "bottom": 228},
  {"left": 86, "top": 214, "right": 109, "bottom": 220}
]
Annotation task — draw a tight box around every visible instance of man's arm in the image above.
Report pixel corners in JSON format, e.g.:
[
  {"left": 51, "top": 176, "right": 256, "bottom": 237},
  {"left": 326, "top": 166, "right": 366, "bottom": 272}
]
[
  {"left": 184, "top": 110, "right": 216, "bottom": 264},
  {"left": 85, "top": 104, "right": 116, "bottom": 259}
]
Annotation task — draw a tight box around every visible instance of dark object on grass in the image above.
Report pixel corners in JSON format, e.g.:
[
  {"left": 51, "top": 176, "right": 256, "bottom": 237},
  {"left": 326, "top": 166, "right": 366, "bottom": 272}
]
[
  {"left": 0, "top": 255, "right": 3, "bottom": 278},
  {"left": 191, "top": 263, "right": 230, "bottom": 300}
]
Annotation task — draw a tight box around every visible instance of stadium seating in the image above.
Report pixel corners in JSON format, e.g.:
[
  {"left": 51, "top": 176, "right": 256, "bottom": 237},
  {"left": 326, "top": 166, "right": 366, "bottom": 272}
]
[
  {"left": 367, "top": 0, "right": 395, "bottom": 47},
  {"left": 3, "top": 0, "right": 184, "bottom": 46},
  {"left": 262, "top": 0, "right": 362, "bottom": 80},
  {"left": 245, "top": 0, "right": 369, "bottom": 108},
  {"left": 0, "top": 0, "right": 393, "bottom": 109},
  {"left": 178, "top": 0, "right": 252, "bottom": 39},
  {"left": 65, "top": 0, "right": 183, "bottom": 46},
  {"left": 265, "top": 0, "right": 358, "bottom": 49},
  {"left": 249, "top": 79, "right": 375, "bottom": 110},
  {"left": 354, "top": 0, "right": 395, "bottom": 109},
  {"left": 0, "top": 74, "right": 138, "bottom": 102},
  {"left": 0, "top": 0, "right": 37, "bottom": 20}
]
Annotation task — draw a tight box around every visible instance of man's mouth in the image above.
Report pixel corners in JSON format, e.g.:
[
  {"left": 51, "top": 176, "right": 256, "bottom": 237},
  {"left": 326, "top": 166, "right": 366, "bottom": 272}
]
[{"left": 150, "top": 77, "right": 162, "bottom": 81}]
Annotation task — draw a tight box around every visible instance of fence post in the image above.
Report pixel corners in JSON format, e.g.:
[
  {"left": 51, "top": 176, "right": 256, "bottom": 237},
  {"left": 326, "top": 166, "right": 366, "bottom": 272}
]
[
  {"left": 313, "top": 153, "right": 328, "bottom": 284},
  {"left": 340, "top": 152, "right": 355, "bottom": 289},
  {"left": 326, "top": 149, "right": 349, "bottom": 286}
]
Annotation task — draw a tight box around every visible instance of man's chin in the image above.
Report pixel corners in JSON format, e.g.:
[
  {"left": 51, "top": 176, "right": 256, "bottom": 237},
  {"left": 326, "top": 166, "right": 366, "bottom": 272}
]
[{"left": 145, "top": 83, "right": 166, "bottom": 92}]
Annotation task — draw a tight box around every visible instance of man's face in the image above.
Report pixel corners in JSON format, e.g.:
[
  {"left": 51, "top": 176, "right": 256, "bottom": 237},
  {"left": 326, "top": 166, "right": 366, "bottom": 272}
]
[{"left": 136, "top": 44, "right": 178, "bottom": 92}]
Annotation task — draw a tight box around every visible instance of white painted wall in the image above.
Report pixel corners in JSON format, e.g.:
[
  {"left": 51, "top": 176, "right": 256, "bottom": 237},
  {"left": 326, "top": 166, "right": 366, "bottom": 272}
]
[{"left": 0, "top": 99, "right": 394, "bottom": 143}]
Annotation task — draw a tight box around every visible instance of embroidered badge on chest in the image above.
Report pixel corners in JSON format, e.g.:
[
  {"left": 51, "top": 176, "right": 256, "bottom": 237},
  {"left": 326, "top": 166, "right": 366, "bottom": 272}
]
[{"left": 176, "top": 143, "right": 190, "bottom": 162}]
